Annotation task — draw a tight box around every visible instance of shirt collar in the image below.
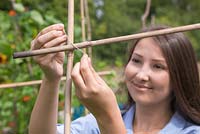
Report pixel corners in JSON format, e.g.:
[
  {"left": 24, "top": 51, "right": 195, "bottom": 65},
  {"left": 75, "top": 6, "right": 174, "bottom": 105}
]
[
  {"left": 122, "top": 105, "right": 187, "bottom": 134},
  {"left": 160, "top": 112, "right": 186, "bottom": 134},
  {"left": 122, "top": 105, "right": 135, "bottom": 132}
]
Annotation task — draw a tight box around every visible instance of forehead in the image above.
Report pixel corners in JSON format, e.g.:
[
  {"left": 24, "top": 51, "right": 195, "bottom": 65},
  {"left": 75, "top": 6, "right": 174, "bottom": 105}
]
[{"left": 133, "top": 37, "right": 165, "bottom": 60}]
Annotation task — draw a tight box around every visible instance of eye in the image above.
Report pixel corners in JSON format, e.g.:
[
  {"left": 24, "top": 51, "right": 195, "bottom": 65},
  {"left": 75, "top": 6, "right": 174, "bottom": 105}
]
[
  {"left": 153, "top": 64, "right": 165, "bottom": 70},
  {"left": 132, "top": 58, "right": 141, "bottom": 64}
]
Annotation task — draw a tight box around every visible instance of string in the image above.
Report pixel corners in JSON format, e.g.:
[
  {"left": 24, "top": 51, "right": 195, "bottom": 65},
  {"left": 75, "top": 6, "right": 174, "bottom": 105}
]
[{"left": 70, "top": 42, "right": 85, "bottom": 54}]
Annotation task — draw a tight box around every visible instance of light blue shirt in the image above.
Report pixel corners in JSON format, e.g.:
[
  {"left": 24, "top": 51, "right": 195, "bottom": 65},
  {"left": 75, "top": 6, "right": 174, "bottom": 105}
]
[{"left": 57, "top": 105, "right": 200, "bottom": 134}]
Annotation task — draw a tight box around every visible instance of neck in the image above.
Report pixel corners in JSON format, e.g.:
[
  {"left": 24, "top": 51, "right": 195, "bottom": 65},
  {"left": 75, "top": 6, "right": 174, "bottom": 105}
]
[{"left": 133, "top": 103, "right": 173, "bottom": 133}]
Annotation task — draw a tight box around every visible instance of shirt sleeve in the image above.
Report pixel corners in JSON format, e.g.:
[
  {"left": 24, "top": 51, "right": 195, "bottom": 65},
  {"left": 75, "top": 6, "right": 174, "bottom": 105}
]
[{"left": 57, "top": 114, "right": 100, "bottom": 134}]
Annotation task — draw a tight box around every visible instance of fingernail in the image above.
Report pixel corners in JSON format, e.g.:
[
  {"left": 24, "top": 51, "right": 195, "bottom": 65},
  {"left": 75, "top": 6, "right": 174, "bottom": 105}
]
[
  {"left": 83, "top": 53, "right": 88, "bottom": 57},
  {"left": 59, "top": 23, "right": 64, "bottom": 27},
  {"left": 63, "top": 29, "right": 66, "bottom": 34},
  {"left": 57, "top": 23, "right": 64, "bottom": 29}
]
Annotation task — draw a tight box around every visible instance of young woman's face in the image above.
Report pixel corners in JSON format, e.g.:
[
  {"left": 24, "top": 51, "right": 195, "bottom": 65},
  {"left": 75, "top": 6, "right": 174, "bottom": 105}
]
[{"left": 125, "top": 38, "right": 172, "bottom": 106}]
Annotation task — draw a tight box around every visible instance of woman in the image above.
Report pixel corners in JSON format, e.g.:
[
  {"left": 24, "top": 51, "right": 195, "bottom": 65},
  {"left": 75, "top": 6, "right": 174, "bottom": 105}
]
[{"left": 29, "top": 24, "right": 200, "bottom": 134}]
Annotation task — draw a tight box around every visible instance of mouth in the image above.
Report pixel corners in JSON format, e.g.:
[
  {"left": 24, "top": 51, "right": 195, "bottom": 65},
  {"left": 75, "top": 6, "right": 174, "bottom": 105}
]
[{"left": 131, "top": 81, "right": 153, "bottom": 91}]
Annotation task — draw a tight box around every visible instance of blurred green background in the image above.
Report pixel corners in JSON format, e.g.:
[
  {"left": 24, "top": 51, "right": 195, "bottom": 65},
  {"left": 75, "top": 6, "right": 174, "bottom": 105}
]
[{"left": 1, "top": 0, "right": 200, "bottom": 133}]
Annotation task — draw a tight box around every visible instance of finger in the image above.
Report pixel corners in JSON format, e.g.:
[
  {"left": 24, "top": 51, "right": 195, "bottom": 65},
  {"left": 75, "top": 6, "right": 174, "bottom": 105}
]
[
  {"left": 42, "top": 41, "right": 66, "bottom": 61},
  {"left": 32, "top": 41, "right": 65, "bottom": 63},
  {"left": 42, "top": 35, "right": 67, "bottom": 48},
  {"left": 88, "top": 57, "right": 106, "bottom": 85},
  {"left": 34, "top": 24, "right": 65, "bottom": 50},
  {"left": 71, "top": 62, "right": 86, "bottom": 90},
  {"left": 80, "top": 54, "right": 97, "bottom": 87},
  {"left": 38, "top": 23, "right": 65, "bottom": 37},
  {"left": 35, "top": 30, "right": 64, "bottom": 48},
  {"left": 32, "top": 31, "right": 66, "bottom": 50}
]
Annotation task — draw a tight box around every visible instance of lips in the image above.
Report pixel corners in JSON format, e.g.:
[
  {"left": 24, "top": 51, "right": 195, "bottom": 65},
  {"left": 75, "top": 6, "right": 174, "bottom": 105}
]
[{"left": 131, "top": 81, "right": 152, "bottom": 91}]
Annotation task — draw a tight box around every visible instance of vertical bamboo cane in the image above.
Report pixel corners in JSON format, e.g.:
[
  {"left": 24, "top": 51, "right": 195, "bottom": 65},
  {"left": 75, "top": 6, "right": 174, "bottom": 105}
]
[
  {"left": 64, "top": 0, "right": 74, "bottom": 134},
  {"left": 80, "top": 0, "right": 87, "bottom": 53},
  {"left": 84, "top": 0, "right": 92, "bottom": 58},
  {"left": 80, "top": 0, "right": 90, "bottom": 115},
  {"left": 141, "top": 0, "right": 151, "bottom": 28}
]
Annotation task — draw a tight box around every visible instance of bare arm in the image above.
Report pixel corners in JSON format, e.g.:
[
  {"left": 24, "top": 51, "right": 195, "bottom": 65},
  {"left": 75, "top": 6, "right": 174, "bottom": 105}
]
[
  {"left": 29, "top": 24, "right": 66, "bottom": 134},
  {"left": 96, "top": 94, "right": 127, "bottom": 134},
  {"left": 29, "top": 78, "right": 60, "bottom": 134}
]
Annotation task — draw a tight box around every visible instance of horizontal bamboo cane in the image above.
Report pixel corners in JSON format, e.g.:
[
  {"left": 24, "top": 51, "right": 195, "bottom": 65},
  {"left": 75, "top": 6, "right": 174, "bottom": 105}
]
[
  {"left": 0, "top": 71, "right": 113, "bottom": 89},
  {"left": 13, "top": 23, "right": 200, "bottom": 58}
]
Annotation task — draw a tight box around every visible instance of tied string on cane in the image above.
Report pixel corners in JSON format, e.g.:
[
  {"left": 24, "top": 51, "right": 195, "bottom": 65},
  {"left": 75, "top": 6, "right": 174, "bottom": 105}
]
[
  {"left": 63, "top": 29, "right": 86, "bottom": 55},
  {"left": 69, "top": 42, "right": 86, "bottom": 55}
]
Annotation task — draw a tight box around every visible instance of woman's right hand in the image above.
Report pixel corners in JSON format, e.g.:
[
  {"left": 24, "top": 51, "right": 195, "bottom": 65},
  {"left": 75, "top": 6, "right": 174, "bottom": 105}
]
[
  {"left": 31, "top": 24, "right": 67, "bottom": 81},
  {"left": 71, "top": 54, "right": 126, "bottom": 134}
]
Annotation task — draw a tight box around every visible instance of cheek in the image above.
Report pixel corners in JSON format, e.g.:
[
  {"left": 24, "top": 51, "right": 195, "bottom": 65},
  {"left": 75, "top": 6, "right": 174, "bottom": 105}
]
[
  {"left": 124, "top": 63, "right": 137, "bottom": 80},
  {"left": 153, "top": 72, "right": 171, "bottom": 95},
  {"left": 124, "top": 66, "right": 129, "bottom": 80},
  {"left": 159, "top": 73, "right": 170, "bottom": 88}
]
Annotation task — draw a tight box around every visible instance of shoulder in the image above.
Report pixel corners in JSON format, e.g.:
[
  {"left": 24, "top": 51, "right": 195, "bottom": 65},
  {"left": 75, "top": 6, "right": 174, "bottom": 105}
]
[
  {"left": 71, "top": 114, "right": 100, "bottom": 133},
  {"left": 180, "top": 122, "right": 200, "bottom": 134},
  {"left": 121, "top": 105, "right": 135, "bottom": 133},
  {"left": 161, "top": 112, "right": 200, "bottom": 134},
  {"left": 57, "top": 114, "right": 100, "bottom": 134}
]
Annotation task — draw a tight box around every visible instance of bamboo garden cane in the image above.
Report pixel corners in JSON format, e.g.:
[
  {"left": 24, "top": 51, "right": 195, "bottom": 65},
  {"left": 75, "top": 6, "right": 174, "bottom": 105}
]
[
  {"left": 64, "top": 0, "right": 74, "bottom": 133},
  {"left": 84, "top": 0, "right": 92, "bottom": 58},
  {"left": 80, "top": 0, "right": 86, "bottom": 53},
  {"left": 82, "top": 0, "right": 114, "bottom": 83},
  {"left": 141, "top": 0, "right": 151, "bottom": 29},
  {"left": 13, "top": 23, "right": 200, "bottom": 58},
  {"left": 80, "top": 0, "right": 90, "bottom": 115},
  {"left": 0, "top": 71, "right": 113, "bottom": 89}
]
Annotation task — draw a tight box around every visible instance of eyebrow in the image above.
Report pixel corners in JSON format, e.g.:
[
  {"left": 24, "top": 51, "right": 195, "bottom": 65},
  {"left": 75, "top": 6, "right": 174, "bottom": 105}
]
[{"left": 132, "top": 53, "right": 166, "bottom": 63}]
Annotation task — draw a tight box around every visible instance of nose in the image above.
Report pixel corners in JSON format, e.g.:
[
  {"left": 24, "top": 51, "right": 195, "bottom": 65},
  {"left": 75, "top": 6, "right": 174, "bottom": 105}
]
[{"left": 135, "top": 68, "right": 150, "bottom": 82}]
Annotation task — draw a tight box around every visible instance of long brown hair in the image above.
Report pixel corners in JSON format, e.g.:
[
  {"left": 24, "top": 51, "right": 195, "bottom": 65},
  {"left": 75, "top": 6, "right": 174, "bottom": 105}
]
[{"left": 126, "top": 25, "right": 200, "bottom": 125}]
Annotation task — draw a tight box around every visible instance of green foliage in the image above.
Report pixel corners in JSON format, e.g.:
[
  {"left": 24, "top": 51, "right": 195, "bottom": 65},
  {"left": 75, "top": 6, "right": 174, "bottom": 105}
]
[
  {"left": 0, "top": 1, "right": 69, "bottom": 133},
  {"left": 92, "top": 0, "right": 200, "bottom": 64}
]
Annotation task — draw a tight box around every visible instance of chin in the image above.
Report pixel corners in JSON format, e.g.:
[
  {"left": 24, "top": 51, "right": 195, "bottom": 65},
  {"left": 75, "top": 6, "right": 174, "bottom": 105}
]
[{"left": 130, "top": 93, "right": 157, "bottom": 106}]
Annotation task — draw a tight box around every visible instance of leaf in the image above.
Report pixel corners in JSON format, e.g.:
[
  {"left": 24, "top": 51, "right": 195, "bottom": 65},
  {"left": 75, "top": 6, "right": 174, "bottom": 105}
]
[
  {"left": 0, "top": 41, "right": 12, "bottom": 56},
  {"left": 44, "top": 14, "right": 61, "bottom": 24},
  {"left": 30, "top": 10, "right": 44, "bottom": 25},
  {"left": 14, "top": 3, "right": 25, "bottom": 12},
  {"left": 0, "top": 12, "right": 11, "bottom": 31}
]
